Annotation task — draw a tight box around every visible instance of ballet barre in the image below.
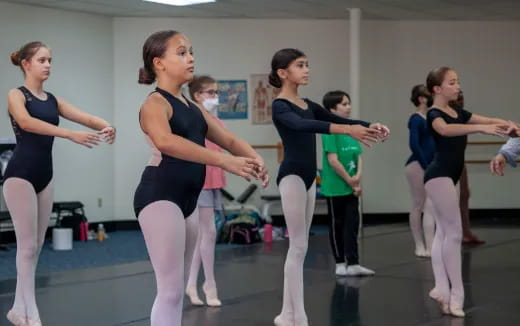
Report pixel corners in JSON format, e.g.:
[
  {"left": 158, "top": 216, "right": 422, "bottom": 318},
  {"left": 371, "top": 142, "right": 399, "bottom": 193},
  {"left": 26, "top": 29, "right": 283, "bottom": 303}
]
[
  {"left": 252, "top": 142, "right": 283, "bottom": 163},
  {"left": 465, "top": 141, "right": 520, "bottom": 165}
]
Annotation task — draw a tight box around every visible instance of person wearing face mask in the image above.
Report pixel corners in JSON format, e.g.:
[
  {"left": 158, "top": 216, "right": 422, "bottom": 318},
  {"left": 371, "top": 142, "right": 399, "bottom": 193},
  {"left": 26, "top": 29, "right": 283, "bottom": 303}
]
[{"left": 185, "top": 75, "right": 226, "bottom": 307}]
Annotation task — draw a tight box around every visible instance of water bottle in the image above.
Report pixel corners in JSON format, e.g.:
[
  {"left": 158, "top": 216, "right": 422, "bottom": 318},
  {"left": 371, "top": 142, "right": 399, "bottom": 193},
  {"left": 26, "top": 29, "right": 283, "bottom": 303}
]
[
  {"left": 97, "top": 223, "right": 106, "bottom": 242},
  {"left": 264, "top": 224, "right": 273, "bottom": 243}
]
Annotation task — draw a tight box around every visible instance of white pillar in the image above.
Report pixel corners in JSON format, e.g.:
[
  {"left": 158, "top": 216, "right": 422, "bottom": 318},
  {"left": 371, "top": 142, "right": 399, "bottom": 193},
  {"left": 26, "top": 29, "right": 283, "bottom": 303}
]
[
  {"left": 348, "top": 8, "right": 364, "bottom": 234},
  {"left": 349, "top": 8, "right": 361, "bottom": 120}
]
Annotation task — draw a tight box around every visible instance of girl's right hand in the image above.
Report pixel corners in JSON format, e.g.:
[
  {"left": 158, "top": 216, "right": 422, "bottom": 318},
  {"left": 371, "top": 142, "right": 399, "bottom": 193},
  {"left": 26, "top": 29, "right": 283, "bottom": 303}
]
[
  {"left": 219, "top": 155, "right": 260, "bottom": 182},
  {"left": 67, "top": 130, "right": 101, "bottom": 148},
  {"left": 344, "top": 125, "right": 379, "bottom": 147},
  {"left": 481, "top": 124, "right": 509, "bottom": 137}
]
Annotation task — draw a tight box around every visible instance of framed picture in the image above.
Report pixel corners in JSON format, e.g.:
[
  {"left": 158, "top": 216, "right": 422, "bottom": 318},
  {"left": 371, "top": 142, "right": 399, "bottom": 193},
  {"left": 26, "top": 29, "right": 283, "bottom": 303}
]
[
  {"left": 250, "top": 74, "right": 280, "bottom": 124},
  {"left": 217, "top": 80, "right": 248, "bottom": 120}
]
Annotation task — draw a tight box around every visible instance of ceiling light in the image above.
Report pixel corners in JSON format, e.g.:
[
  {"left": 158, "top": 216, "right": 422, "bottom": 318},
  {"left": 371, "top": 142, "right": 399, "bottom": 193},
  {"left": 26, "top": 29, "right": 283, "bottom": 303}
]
[{"left": 143, "top": 0, "right": 215, "bottom": 6}]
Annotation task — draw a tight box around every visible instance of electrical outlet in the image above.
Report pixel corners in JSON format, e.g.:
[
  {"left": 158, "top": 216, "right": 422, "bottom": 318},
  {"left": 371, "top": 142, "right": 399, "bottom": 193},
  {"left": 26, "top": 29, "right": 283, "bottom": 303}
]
[{"left": 98, "top": 198, "right": 102, "bottom": 208}]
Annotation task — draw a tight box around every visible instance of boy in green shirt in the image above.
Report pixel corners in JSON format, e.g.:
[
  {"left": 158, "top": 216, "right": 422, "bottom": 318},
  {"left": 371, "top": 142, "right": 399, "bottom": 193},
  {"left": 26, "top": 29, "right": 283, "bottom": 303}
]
[{"left": 321, "top": 91, "right": 375, "bottom": 277}]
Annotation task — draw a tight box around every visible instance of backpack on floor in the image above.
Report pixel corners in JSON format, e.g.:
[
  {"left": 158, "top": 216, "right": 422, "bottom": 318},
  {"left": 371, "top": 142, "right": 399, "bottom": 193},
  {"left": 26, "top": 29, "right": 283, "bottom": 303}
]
[{"left": 229, "top": 223, "right": 261, "bottom": 245}]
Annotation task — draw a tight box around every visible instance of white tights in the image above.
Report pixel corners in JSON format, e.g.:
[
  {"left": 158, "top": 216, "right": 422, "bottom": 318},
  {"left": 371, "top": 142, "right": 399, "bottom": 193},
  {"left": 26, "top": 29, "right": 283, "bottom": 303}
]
[
  {"left": 138, "top": 201, "right": 198, "bottom": 326},
  {"left": 277, "top": 175, "right": 316, "bottom": 325},
  {"left": 3, "top": 177, "right": 54, "bottom": 321}
]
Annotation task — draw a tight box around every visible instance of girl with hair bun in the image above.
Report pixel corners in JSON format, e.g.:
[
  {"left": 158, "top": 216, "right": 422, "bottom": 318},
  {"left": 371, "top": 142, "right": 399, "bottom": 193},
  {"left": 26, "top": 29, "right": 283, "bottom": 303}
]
[
  {"left": 5, "top": 41, "right": 115, "bottom": 326},
  {"left": 133, "top": 30, "right": 269, "bottom": 326},
  {"left": 269, "top": 48, "right": 389, "bottom": 326}
]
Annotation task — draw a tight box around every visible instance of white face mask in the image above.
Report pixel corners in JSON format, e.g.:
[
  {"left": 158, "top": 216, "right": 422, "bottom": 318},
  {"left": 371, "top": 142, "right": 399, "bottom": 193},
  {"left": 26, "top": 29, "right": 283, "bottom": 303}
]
[{"left": 202, "top": 97, "right": 219, "bottom": 113}]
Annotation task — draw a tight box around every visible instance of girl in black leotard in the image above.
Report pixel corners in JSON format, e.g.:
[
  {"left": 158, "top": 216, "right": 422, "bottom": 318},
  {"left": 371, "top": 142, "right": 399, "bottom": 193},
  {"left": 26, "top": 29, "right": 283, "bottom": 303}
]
[
  {"left": 134, "top": 30, "right": 268, "bottom": 326},
  {"left": 269, "top": 48, "right": 389, "bottom": 326},
  {"left": 424, "top": 66, "right": 514, "bottom": 318},
  {"left": 4, "top": 42, "right": 116, "bottom": 326}
]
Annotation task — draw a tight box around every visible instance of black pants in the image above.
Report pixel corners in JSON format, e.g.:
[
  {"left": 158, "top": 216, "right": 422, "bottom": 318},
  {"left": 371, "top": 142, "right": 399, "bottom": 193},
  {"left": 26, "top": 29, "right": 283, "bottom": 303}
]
[{"left": 326, "top": 194, "right": 359, "bottom": 265}]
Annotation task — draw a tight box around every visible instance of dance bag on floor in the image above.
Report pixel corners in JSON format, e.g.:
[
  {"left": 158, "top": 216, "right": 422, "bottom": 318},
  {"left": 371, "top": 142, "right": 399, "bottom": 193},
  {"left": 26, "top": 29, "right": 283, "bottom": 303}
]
[{"left": 229, "top": 223, "right": 261, "bottom": 245}]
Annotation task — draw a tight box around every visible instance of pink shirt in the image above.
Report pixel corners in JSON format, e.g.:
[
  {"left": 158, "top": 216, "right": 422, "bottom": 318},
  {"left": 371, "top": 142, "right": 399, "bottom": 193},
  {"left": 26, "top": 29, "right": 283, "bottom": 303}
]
[{"left": 203, "top": 116, "right": 226, "bottom": 189}]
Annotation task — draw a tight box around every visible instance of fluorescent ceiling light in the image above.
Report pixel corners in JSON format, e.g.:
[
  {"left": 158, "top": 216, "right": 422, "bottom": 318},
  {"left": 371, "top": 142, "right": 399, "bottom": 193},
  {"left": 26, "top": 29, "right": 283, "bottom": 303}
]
[{"left": 143, "top": 0, "right": 215, "bottom": 6}]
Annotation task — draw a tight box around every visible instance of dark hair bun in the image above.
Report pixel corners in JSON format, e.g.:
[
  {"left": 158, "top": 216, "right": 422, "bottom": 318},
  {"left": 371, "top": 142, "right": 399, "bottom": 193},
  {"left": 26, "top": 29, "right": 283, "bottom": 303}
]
[
  {"left": 10, "top": 51, "right": 20, "bottom": 66},
  {"left": 268, "top": 70, "right": 281, "bottom": 88},
  {"left": 138, "top": 67, "right": 155, "bottom": 85}
]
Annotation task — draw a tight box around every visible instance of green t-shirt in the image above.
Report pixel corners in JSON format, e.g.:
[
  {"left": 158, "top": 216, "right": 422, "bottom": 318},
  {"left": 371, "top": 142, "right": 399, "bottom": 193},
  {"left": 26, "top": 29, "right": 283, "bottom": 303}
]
[{"left": 321, "top": 134, "right": 362, "bottom": 197}]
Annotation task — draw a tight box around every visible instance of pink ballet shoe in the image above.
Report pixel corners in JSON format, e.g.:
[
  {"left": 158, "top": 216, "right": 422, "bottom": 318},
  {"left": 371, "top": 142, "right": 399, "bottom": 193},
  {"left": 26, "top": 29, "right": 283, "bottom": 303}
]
[
  {"left": 428, "top": 289, "right": 449, "bottom": 314},
  {"left": 185, "top": 286, "right": 204, "bottom": 306},
  {"left": 26, "top": 318, "right": 42, "bottom": 326},
  {"left": 294, "top": 318, "right": 309, "bottom": 326},
  {"left": 274, "top": 315, "right": 294, "bottom": 326},
  {"left": 6, "top": 310, "right": 28, "bottom": 326},
  {"left": 203, "top": 283, "right": 222, "bottom": 307},
  {"left": 428, "top": 288, "right": 442, "bottom": 301},
  {"left": 449, "top": 303, "right": 465, "bottom": 318}
]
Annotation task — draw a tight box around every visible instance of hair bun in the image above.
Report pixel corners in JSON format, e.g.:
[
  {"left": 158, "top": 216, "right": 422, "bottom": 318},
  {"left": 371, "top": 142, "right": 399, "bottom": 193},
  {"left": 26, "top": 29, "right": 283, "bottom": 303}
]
[
  {"left": 268, "top": 71, "right": 281, "bottom": 88},
  {"left": 138, "top": 67, "right": 155, "bottom": 85},
  {"left": 10, "top": 51, "right": 20, "bottom": 66}
]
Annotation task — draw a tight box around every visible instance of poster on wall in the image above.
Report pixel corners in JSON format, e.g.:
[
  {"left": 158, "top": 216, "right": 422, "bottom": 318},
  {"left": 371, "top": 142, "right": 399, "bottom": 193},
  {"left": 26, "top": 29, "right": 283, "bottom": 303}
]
[
  {"left": 250, "top": 74, "right": 280, "bottom": 125},
  {"left": 217, "top": 80, "right": 248, "bottom": 120}
]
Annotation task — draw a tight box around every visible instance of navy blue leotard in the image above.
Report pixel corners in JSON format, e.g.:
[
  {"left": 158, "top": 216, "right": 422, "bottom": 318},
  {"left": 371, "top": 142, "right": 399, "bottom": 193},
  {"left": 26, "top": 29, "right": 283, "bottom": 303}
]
[
  {"left": 424, "top": 107, "right": 472, "bottom": 185},
  {"left": 406, "top": 113, "right": 435, "bottom": 169},
  {"left": 272, "top": 98, "right": 370, "bottom": 190},
  {"left": 4, "top": 86, "right": 60, "bottom": 193},
  {"left": 133, "top": 87, "right": 208, "bottom": 218}
]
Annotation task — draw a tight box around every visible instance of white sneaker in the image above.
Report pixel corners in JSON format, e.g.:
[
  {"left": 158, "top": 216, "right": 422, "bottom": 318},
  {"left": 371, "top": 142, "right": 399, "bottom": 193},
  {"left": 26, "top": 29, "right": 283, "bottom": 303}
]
[
  {"left": 346, "top": 264, "right": 375, "bottom": 276},
  {"left": 335, "top": 263, "right": 347, "bottom": 276}
]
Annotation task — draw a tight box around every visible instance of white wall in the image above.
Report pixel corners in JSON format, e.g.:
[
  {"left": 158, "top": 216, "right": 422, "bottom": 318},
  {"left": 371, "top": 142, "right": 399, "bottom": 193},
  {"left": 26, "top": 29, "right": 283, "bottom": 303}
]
[
  {"left": 114, "top": 18, "right": 520, "bottom": 219},
  {"left": 3, "top": 3, "right": 519, "bottom": 221},
  {"left": 113, "top": 18, "right": 351, "bottom": 219},
  {"left": 360, "top": 20, "right": 520, "bottom": 212},
  {"left": 0, "top": 2, "right": 114, "bottom": 222}
]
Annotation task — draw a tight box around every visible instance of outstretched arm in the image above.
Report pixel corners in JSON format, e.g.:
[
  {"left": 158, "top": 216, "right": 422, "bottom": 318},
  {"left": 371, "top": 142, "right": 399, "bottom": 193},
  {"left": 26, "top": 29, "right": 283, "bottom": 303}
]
[
  {"left": 8, "top": 89, "right": 101, "bottom": 148},
  {"left": 57, "top": 97, "right": 116, "bottom": 143}
]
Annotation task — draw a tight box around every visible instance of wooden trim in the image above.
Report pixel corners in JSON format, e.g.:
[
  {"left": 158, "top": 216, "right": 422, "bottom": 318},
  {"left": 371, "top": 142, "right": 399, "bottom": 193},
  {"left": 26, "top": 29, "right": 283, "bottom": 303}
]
[
  {"left": 252, "top": 142, "right": 284, "bottom": 163},
  {"left": 467, "top": 141, "right": 505, "bottom": 146}
]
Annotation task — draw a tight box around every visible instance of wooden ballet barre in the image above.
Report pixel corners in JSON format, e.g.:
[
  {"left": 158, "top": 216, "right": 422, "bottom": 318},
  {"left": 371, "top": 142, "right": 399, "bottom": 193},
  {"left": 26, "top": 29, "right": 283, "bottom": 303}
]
[
  {"left": 467, "top": 141, "right": 506, "bottom": 146},
  {"left": 465, "top": 160, "right": 493, "bottom": 164},
  {"left": 252, "top": 145, "right": 279, "bottom": 149},
  {"left": 465, "top": 159, "right": 520, "bottom": 164},
  {"left": 252, "top": 142, "right": 284, "bottom": 163},
  {"left": 466, "top": 141, "right": 517, "bottom": 164}
]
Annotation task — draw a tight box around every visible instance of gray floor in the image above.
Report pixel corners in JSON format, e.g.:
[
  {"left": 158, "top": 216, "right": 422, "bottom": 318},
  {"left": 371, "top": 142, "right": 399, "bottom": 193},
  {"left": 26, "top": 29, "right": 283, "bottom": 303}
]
[{"left": 1, "top": 224, "right": 520, "bottom": 326}]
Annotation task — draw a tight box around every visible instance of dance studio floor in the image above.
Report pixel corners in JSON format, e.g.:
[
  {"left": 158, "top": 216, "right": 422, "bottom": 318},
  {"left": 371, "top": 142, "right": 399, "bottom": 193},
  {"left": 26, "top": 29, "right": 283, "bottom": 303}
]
[{"left": 1, "top": 223, "right": 520, "bottom": 326}]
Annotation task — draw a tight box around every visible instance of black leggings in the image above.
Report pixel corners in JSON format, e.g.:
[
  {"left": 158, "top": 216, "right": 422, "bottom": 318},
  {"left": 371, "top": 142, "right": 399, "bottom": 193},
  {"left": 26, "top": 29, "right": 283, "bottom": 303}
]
[{"left": 326, "top": 194, "right": 359, "bottom": 265}]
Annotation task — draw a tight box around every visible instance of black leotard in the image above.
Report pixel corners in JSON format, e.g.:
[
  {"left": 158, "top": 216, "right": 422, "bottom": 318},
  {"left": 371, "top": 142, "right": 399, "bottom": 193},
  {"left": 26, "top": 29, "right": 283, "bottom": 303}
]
[
  {"left": 424, "top": 107, "right": 472, "bottom": 184},
  {"left": 4, "top": 86, "right": 59, "bottom": 193},
  {"left": 272, "top": 98, "right": 370, "bottom": 189},
  {"left": 133, "top": 87, "right": 208, "bottom": 218}
]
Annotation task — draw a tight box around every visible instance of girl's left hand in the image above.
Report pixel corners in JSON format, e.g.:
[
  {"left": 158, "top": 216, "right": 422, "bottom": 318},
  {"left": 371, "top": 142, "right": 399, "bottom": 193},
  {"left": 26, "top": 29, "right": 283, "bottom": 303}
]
[
  {"left": 254, "top": 157, "right": 270, "bottom": 188},
  {"left": 369, "top": 123, "right": 390, "bottom": 142},
  {"left": 99, "top": 126, "right": 116, "bottom": 144},
  {"left": 506, "top": 121, "right": 520, "bottom": 137}
]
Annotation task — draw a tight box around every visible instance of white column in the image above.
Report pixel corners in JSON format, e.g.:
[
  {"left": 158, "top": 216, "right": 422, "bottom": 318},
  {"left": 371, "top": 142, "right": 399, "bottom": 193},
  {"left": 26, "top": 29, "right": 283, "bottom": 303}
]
[
  {"left": 349, "top": 8, "right": 361, "bottom": 120},
  {"left": 348, "top": 8, "right": 364, "bottom": 234}
]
